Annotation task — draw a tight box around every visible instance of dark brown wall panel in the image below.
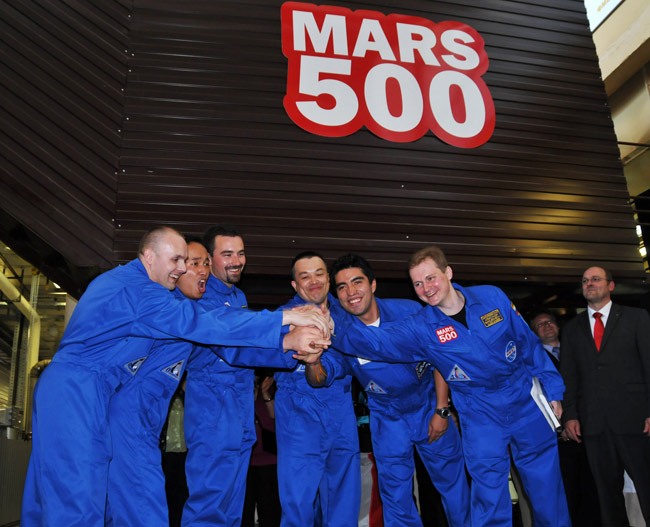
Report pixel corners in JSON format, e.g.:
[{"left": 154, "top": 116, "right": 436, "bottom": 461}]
[
  {"left": 1, "top": 0, "right": 644, "bottom": 305},
  {"left": 0, "top": 0, "right": 132, "bottom": 268},
  {"left": 115, "top": 0, "right": 642, "bottom": 291}
]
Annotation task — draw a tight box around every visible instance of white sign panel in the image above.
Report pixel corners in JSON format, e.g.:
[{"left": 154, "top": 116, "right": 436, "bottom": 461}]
[{"left": 584, "top": 0, "right": 624, "bottom": 31}]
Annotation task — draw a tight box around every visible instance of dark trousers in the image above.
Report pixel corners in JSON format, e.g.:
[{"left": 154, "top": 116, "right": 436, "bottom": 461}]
[
  {"left": 242, "top": 463, "right": 282, "bottom": 527},
  {"left": 161, "top": 451, "right": 188, "bottom": 527},
  {"left": 557, "top": 439, "right": 601, "bottom": 527},
  {"left": 584, "top": 428, "right": 650, "bottom": 527}
]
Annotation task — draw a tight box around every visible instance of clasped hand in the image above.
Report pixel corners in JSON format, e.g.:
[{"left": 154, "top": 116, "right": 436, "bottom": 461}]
[{"left": 282, "top": 304, "right": 333, "bottom": 360}]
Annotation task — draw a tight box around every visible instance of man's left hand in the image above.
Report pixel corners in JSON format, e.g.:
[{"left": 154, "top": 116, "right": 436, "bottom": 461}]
[
  {"left": 428, "top": 413, "right": 449, "bottom": 443},
  {"left": 550, "top": 400, "right": 563, "bottom": 419},
  {"left": 644, "top": 417, "right": 650, "bottom": 437}
]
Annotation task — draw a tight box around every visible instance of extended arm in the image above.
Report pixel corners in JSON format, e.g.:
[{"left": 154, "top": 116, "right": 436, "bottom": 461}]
[{"left": 331, "top": 305, "right": 430, "bottom": 363}]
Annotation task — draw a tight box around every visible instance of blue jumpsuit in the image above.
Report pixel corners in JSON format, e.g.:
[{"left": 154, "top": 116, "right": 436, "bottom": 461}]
[
  {"left": 182, "top": 278, "right": 295, "bottom": 527},
  {"left": 21, "top": 259, "right": 284, "bottom": 527},
  {"left": 319, "top": 297, "right": 470, "bottom": 527},
  {"left": 333, "top": 284, "right": 570, "bottom": 527},
  {"left": 274, "top": 294, "right": 361, "bottom": 527},
  {"left": 105, "top": 287, "right": 296, "bottom": 527}
]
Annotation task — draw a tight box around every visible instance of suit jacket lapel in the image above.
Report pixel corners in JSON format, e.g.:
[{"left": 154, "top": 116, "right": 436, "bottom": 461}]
[{"left": 578, "top": 311, "right": 597, "bottom": 353}]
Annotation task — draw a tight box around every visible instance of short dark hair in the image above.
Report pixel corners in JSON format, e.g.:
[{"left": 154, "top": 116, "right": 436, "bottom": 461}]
[
  {"left": 138, "top": 226, "right": 183, "bottom": 256},
  {"left": 291, "top": 251, "right": 325, "bottom": 281},
  {"left": 330, "top": 253, "right": 375, "bottom": 285},
  {"left": 203, "top": 224, "right": 242, "bottom": 255},
  {"left": 184, "top": 235, "right": 207, "bottom": 250},
  {"left": 528, "top": 309, "right": 558, "bottom": 333}
]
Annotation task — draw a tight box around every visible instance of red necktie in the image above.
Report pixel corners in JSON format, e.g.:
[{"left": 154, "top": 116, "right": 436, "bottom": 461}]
[{"left": 593, "top": 312, "right": 604, "bottom": 351}]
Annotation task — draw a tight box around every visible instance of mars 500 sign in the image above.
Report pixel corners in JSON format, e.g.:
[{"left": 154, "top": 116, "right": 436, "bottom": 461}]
[{"left": 281, "top": 2, "right": 495, "bottom": 147}]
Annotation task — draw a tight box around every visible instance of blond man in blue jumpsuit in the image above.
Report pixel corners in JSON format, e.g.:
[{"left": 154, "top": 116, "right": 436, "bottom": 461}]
[
  {"left": 306, "top": 253, "right": 471, "bottom": 527},
  {"left": 331, "top": 246, "right": 570, "bottom": 527}
]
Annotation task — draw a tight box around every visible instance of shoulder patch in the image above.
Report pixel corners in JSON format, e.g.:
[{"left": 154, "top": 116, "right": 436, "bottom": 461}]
[
  {"left": 505, "top": 341, "right": 517, "bottom": 362},
  {"left": 481, "top": 309, "right": 503, "bottom": 327},
  {"left": 162, "top": 360, "right": 185, "bottom": 381},
  {"left": 446, "top": 364, "right": 471, "bottom": 382},
  {"left": 365, "top": 380, "right": 387, "bottom": 394},
  {"left": 511, "top": 302, "right": 520, "bottom": 316},
  {"left": 124, "top": 357, "right": 147, "bottom": 375}
]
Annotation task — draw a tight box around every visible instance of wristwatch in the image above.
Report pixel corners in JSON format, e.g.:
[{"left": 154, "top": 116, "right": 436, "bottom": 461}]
[{"left": 435, "top": 406, "right": 452, "bottom": 418}]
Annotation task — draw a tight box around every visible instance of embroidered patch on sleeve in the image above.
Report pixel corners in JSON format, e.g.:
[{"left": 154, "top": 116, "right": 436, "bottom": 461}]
[
  {"left": 511, "top": 302, "right": 520, "bottom": 317},
  {"left": 505, "top": 340, "right": 517, "bottom": 362},
  {"left": 480, "top": 309, "right": 503, "bottom": 327}
]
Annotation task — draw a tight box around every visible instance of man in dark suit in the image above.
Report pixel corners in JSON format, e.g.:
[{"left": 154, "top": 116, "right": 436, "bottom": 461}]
[
  {"left": 560, "top": 266, "right": 650, "bottom": 527},
  {"left": 530, "top": 310, "right": 600, "bottom": 527}
]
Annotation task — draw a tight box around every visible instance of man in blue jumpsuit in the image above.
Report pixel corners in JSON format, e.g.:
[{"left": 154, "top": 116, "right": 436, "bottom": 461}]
[
  {"left": 182, "top": 225, "right": 311, "bottom": 527},
  {"left": 275, "top": 251, "right": 361, "bottom": 527},
  {"left": 105, "top": 238, "right": 316, "bottom": 527},
  {"left": 21, "top": 226, "right": 331, "bottom": 527},
  {"left": 331, "top": 246, "right": 570, "bottom": 527},
  {"left": 305, "top": 253, "right": 470, "bottom": 527}
]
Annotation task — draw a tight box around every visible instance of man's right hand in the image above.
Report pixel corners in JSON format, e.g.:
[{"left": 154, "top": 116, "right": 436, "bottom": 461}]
[
  {"left": 282, "top": 305, "right": 331, "bottom": 338},
  {"left": 564, "top": 419, "right": 582, "bottom": 443},
  {"left": 283, "top": 326, "right": 330, "bottom": 356}
]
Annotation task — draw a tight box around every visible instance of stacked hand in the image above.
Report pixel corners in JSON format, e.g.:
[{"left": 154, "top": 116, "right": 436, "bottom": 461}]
[
  {"left": 282, "top": 305, "right": 333, "bottom": 360},
  {"left": 282, "top": 304, "right": 334, "bottom": 339}
]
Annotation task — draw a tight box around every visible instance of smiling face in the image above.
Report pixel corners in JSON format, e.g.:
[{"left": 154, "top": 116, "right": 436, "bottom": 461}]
[
  {"left": 144, "top": 231, "right": 188, "bottom": 290},
  {"left": 210, "top": 235, "right": 246, "bottom": 286},
  {"left": 334, "top": 267, "right": 378, "bottom": 324},
  {"left": 409, "top": 258, "right": 453, "bottom": 308},
  {"left": 176, "top": 242, "right": 210, "bottom": 300},
  {"left": 531, "top": 314, "right": 560, "bottom": 346},
  {"left": 291, "top": 256, "right": 329, "bottom": 307}
]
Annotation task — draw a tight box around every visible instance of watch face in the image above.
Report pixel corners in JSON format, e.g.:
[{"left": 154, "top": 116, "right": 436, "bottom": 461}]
[{"left": 437, "top": 407, "right": 451, "bottom": 418}]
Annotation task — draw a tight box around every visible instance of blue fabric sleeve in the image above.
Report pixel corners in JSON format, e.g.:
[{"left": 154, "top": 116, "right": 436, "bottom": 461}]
[
  {"left": 331, "top": 304, "right": 428, "bottom": 364},
  {"left": 315, "top": 350, "right": 353, "bottom": 387}
]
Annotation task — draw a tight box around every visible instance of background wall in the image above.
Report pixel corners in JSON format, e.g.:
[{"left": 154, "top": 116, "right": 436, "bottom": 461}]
[{"left": 1, "top": 0, "right": 645, "bottom": 307}]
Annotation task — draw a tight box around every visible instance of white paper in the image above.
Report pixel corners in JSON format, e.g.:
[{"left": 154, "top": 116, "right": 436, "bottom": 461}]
[{"left": 530, "top": 376, "right": 561, "bottom": 431}]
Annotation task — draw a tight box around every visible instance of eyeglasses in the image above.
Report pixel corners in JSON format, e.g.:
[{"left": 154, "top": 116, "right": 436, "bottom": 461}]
[
  {"left": 581, "top": 277, "right": 609, "bottom": 285},
  {"left": 534, "top": 320, "right": 556, "bottom": 329}
]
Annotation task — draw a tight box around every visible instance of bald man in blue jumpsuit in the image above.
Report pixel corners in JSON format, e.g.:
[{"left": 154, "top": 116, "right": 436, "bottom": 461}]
[
  {"left": 105, "top": 239, "right": 305, "bottom": 527},
  {"left": 21, "top": 227, "right": 329, "bottom": 527},
  {"left": 306, "top": 253, "right": 470, "bottom": 527},
  {"left": 331, "top": 247, "right": 570, "bottom": 527}
]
